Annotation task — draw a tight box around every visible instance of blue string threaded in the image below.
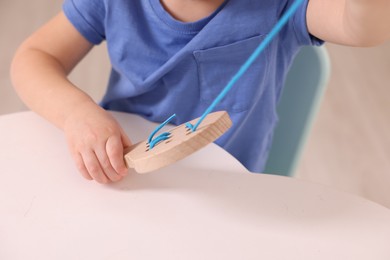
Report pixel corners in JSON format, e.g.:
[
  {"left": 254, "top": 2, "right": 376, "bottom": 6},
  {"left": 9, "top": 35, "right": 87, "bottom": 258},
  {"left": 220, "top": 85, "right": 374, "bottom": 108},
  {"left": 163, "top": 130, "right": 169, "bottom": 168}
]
[{"left": 147, "top": 114, "right": 176, "bottom": 149}]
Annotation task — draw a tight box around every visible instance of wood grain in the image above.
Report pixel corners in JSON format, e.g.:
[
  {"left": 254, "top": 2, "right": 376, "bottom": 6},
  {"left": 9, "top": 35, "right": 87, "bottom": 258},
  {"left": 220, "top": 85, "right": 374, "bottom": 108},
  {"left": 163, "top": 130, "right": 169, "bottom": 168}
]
[{"left": 124, "top": 111, "right": 232, "bottom": 173}]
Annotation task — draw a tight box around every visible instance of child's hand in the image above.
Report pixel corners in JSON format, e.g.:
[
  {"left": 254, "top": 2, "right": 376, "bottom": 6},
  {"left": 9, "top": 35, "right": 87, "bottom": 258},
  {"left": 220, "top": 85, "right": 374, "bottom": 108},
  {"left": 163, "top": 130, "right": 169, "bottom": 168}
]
[{"left": 63, "top": 102, "right": 132, "bottom": 184}]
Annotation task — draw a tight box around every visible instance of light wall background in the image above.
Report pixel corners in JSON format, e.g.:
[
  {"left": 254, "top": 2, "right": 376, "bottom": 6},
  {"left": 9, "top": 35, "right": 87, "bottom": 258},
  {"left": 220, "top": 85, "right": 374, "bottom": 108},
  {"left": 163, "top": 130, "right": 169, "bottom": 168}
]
[{"left": 1, "top": 1, "right": 390, "bottom": 208}]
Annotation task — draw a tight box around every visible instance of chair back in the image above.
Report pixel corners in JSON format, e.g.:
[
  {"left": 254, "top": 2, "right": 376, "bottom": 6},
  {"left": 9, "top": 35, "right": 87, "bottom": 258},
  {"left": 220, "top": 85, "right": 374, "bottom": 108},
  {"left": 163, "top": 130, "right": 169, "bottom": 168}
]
[{"left": 264, "top": 46, "right": 331, "bottom": 176}]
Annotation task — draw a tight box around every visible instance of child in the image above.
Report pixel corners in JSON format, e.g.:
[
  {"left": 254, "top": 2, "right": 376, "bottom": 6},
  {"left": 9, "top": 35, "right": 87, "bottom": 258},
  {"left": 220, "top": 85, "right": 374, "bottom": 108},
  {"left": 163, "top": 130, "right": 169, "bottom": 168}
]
[{"left": 10, "top": 0, "right": 390, "bottom": 184}]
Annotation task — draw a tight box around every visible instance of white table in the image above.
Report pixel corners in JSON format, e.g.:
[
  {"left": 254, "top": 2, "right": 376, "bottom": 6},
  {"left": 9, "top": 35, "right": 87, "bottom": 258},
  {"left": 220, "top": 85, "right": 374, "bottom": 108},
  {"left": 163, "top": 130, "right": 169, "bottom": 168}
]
[{"left": 1, "top": 111, "right": 390, "bottom": 259}]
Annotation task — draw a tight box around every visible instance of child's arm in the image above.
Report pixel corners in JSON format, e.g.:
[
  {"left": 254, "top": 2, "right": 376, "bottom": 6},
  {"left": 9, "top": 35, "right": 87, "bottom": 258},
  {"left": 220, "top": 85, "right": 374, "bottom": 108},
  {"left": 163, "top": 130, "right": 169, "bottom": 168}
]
[
  {"left": 11, "top": 12, "right": 131, "bottom": 184},
  {"left": 307, "top": 0, "right": 390, "bottom": 46}
]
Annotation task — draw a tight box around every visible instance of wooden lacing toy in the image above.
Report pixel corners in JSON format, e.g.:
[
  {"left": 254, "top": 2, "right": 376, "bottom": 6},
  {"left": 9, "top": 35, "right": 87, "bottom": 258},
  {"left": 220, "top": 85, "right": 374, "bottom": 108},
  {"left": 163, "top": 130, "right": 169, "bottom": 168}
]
[
  {"left": 124, "top": 111, "right": 232, "bottom": 173},
  {"left": 123, "top": 0, "right": 304, "bottom": 173}
]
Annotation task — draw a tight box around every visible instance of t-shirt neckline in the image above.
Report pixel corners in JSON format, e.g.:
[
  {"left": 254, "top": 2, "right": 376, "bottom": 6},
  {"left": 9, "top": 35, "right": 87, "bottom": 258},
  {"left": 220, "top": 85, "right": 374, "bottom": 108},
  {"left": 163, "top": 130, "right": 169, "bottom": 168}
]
[{"left": 149, "top": 0, "right": 227, "bottom": 33}]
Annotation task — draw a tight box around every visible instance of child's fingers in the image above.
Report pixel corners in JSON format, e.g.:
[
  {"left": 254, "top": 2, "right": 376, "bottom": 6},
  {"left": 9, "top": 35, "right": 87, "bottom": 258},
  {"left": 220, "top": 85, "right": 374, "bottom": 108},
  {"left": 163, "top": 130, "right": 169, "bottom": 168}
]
[
  {"left": 95, "top": 145, "right": 123, "bottom": 182},
  {"left": 73, "top": 152, "right": 93, "bottom": 181},
  {"left": 82, "top": 150, "right": 109, "bottom": 184},
  {"left": 120, "top": 128, "right": 132, "bottom": 148},
  {"left": 106, "top": 135, "right": 129, "bottom": 175}
]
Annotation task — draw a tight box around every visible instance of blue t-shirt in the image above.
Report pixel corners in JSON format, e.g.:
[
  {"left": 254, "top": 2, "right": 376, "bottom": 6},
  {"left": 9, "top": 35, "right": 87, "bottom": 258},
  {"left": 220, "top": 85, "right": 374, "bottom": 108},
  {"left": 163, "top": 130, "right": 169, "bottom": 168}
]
[{"left": 63, "top": 0, "right": 322, "bottom": 173}]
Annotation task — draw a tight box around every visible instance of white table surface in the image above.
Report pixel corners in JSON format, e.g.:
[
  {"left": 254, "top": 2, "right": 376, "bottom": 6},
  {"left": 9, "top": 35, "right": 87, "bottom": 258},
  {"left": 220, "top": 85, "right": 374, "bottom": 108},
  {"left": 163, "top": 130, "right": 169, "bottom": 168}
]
[{"left": 1, "top": 111, "right": 390, "bottom": 260}]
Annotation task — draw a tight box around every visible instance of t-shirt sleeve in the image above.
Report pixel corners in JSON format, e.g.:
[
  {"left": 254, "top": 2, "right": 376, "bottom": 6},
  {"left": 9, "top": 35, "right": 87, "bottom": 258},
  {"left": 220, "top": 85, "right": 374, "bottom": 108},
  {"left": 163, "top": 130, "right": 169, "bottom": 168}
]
[
  {"left": 290, "top": 0, "right": 323, "bottom": 46},
  {"left": 62, "top": 0, "right": 106, "bottom": 44}
]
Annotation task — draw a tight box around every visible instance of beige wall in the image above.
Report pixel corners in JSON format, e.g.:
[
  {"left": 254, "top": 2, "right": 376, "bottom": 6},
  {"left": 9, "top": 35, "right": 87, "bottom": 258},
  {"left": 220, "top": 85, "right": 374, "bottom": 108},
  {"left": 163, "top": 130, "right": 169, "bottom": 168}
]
[
  {"left": 0, "top": 1, "right": 109, "bottom": 115},
  {"left": 297, "top": 42, "right": 390, "bottom": 208},
  {"left": 1, "top": 1, "right": 390, "bottom": 208}
]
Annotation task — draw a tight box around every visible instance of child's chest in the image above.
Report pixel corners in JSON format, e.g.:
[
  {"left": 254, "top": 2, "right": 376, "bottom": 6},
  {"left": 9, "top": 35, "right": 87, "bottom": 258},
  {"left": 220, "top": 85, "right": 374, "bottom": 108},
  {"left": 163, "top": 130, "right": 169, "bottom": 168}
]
[{"left": 102, "top": 0, "right": 298, "bottom": 113}]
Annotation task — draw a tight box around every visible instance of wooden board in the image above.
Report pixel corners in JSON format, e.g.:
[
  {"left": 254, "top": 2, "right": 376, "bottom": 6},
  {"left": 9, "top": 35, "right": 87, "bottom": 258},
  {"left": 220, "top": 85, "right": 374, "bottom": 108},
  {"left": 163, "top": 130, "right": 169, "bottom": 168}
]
[{"left": 124, "top": 111, "right": 232, "bottom": 173}]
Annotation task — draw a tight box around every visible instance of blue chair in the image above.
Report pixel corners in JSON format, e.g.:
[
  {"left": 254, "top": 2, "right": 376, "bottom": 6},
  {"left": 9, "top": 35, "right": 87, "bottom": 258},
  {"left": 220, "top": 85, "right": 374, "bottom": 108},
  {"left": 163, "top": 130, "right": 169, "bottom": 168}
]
[{"left": 264, "top": 46, "right": 331, "bottom": 177}]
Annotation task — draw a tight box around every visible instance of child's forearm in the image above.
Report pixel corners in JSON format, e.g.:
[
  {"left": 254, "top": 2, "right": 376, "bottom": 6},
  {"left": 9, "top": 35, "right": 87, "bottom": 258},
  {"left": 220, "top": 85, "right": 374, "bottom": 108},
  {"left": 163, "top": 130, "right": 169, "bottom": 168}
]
[
  {"left": 11, "top": 11, "right": 131, "bottom": 184},
  {"left": 343, "top": 0, "right": 390, "bottom": 46},
  {"left": 11, "top": 47, "right": 97, "bottom": 130},
  {"left": 307, "top": 0, "right": 390, "bottom": 46},
  {"left": 11, "top": 45, "right": 131, "bottom": 184}
]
